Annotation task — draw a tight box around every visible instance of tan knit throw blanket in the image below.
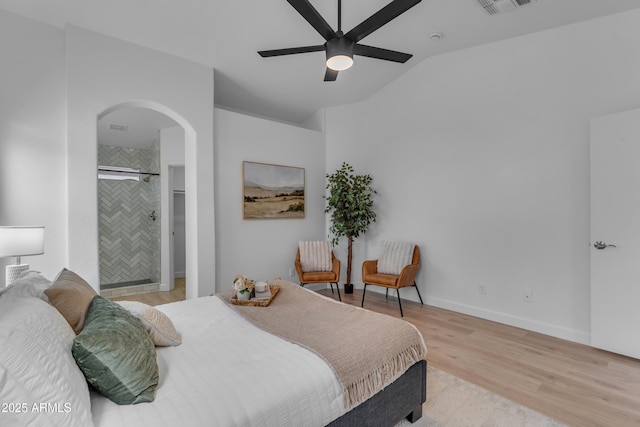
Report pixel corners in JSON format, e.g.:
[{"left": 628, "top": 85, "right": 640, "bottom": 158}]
[{"left": 220, "top": 280, "right": 427, "bottom": 408}]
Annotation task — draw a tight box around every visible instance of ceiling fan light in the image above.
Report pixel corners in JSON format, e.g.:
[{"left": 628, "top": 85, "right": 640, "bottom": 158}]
[
  {"left": 327, "top": 54, "right": 353, "bottom": 71},
  {"left": 325, "top": 37, "right": 354, "bottom": 71}
]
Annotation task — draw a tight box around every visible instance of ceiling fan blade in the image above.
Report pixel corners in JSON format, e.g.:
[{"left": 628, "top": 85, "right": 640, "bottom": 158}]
[
  {"left": 287, "top": 0, "right": 337, "bottom": 41},
  {"left": 345, "top": 0, "right": 422, "bottom": 43},
  {"left": 258, "top": 45, "right": 325, "bottom": 57},
  {"left": 324, "top": 68, "right": 338, "bottom": 81},
  {"left": 353, "top": 44, "right": 412, "bottom": 63}
]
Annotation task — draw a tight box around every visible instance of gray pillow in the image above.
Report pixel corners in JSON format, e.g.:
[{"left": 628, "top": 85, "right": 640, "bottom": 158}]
[
  {"left": 72, "top": 296, "right": 159, "bottom": 405},
  {"left": 0, "top": 270, "right": 51, "bottom": 300}
]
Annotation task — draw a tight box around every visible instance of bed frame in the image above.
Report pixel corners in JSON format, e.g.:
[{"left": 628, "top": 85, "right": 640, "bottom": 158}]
[{"left": 328, "top": 359, "right": 427, "bottom": 426}]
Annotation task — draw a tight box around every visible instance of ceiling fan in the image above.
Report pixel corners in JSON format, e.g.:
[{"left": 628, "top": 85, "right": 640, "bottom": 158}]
[{"left": 258, "top": 0, "right": 422, "bottom": 81}]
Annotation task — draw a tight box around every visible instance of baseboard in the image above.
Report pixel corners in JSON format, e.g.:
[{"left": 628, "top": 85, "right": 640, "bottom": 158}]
[
  {"left": 424, "top": 295, "right": 590, "bottom": 345},
  {"left": 312, "top": 284, "right": 589, "bottom": 344},
  {"left": 174, "top": 271, "right": 186, "bottom": 279},
  {"left": 159, "top": 282, "right": 171, "bottom": 292}
]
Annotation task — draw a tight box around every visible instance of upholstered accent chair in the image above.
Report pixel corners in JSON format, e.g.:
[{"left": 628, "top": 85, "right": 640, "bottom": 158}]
[
  {"left": 361, "top": 242, "right": 423, "bottom": 317},
  {"left": 295, "top": 241, "right": 341, "bottom": 301}
]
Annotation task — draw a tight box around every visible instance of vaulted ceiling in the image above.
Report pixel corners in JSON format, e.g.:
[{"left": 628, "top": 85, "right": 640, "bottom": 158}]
[{"left": 2, "top": 0, "right": 639, "bottom": 125}]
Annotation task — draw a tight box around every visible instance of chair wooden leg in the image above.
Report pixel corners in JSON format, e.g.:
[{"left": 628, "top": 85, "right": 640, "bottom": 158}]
[
  {"left": 397, "top": 289, "right": 404, "bottom": 317},
  {"left": 334, "top": 283, "right": 341, "bottom": 302},
  {"left": 413, "top": 282, "right": 424, "bottom": 305},
  {"left": 361, "top": 284, "right": 367, "bottom": 308}
]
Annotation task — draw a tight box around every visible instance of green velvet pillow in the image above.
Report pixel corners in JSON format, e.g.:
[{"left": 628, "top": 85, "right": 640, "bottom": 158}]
[{"left": 72, "top": 296, "right": 159, "bottom": 405}]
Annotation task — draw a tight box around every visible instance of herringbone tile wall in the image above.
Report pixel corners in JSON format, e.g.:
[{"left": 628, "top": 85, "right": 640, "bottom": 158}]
[{"left": 98, "top": 144, "right": 160, "bottom": 287}]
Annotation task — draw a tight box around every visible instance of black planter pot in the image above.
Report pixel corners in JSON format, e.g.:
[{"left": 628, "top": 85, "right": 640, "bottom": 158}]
[{"left": 344, "top": 284, "right": 354, "bottom": 294}]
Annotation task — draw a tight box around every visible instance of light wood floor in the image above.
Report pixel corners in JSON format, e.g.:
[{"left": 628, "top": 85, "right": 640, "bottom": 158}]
[
  {"left": 321, "top": 288, "right": 640, "bottom": 427},
  {"left": 110, "top": 281, "right": 640, "bottom": 426},
  {"left": 109, "top": 277, "right": 185, "bottom": 305}
]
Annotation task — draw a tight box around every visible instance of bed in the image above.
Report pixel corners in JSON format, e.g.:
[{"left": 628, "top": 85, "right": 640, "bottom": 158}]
[{"left": 0, "top": 271, "right": 427, "bottom": 427}]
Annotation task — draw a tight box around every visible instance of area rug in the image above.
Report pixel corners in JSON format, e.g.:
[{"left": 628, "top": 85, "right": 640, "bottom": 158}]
[{"left": 396, "top": 366, "right": 566, "bottom": 427}]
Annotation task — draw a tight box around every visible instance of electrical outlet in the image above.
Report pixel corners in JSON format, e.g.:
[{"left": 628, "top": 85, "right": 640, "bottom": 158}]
[
  {"left": 479, "top": 283, "right": 487, "bottom": 295},
  {"left": 289, "top": 268, "right": 295, "bottom": 277},
  {"left": 523, "top": 290, "right": 533, "bottom": 303}
]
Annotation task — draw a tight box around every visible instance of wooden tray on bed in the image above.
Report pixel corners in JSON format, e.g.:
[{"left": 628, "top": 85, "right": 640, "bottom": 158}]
[{"left": 231, "top": 284, "right": 280, "bottom": 307}]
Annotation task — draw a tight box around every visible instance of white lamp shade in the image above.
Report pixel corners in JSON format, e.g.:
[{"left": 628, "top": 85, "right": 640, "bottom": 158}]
[{"left": 0, "top": 226, "right": 45, "bottom": 258}]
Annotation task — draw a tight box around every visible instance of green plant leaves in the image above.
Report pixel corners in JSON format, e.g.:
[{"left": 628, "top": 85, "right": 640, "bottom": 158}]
[{"left": 325, "top": 162, "right": 376, "bottom": 245}]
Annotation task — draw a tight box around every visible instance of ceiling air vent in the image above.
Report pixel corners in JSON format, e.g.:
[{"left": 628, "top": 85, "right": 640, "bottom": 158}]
[
  {"left": 477, "top": 0, "right": 537, "bottom": 15},
  {"left": 109, "top": 123, "right": 128, "bottom": 132}
]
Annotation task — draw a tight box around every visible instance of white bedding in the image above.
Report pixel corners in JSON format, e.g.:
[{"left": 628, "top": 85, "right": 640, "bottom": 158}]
[{"left": 90, "top": 296, "right": 348, "bottom": 427}]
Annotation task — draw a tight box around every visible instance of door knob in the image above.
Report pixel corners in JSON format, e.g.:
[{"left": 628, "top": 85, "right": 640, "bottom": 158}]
[{"left": 594, "top": 241, "right": 617, "bottom": 250}]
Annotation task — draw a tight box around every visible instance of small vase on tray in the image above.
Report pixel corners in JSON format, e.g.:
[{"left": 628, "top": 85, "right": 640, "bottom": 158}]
[{"left": 236, "top": 291, "right": 250, "bottom": 301}]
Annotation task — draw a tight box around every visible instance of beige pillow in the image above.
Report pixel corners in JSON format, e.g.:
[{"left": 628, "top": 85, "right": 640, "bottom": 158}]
[
  {"left": 44, "top": 268, "right": 97, "bottom": 334},
  {"left": 377, "top": 241, "right": 415, "bottom": 275},
  {"left": 299, "top": 240, "right": 332, "bottom": 272},
  {"left": 117, "top": 300, "right": 182, "bottom": 346}
]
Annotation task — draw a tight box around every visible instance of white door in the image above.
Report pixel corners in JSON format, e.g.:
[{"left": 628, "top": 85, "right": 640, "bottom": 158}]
[{"left": 591, "top": 108, "right": 640, "bottom": 359}]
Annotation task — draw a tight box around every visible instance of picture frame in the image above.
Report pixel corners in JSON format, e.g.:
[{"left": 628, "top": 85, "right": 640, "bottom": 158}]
[{"left": 243, "top": 161, "right": 305, "bottom": 219}]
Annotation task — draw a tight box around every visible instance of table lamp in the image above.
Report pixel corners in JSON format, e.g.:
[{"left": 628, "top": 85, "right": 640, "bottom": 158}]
[{"left": 0, "top": 226, "right": 45, "bottom": 286}]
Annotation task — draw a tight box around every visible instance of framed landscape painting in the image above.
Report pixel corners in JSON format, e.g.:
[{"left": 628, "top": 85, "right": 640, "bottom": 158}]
[{"left": 243, "top": 161, "right": 305, "bottom": 219}]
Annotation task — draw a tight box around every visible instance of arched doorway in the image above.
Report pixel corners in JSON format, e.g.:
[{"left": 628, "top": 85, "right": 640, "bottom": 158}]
[
  {"left": 96, "top": 106, "right": 182, "bottom": 298},
  {"left": 85, "top": 101, "right": 200, "bottom": 297}
]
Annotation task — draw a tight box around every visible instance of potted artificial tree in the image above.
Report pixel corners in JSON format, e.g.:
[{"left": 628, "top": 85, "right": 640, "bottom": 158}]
[{"left": 325, "top": 162, "right": 376, "bottom": 294}]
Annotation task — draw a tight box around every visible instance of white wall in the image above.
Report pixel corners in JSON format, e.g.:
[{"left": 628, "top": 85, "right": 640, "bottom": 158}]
[
  {"left": 324, "top": 9, "right": 640, "bottom": 344},
  {"left": 160, "top": 127, "right": 185, "bottom": 290},
  {"left": 0, "top": 13, "right": 324, "bottom": 297},
  {"left": 4, "top": 6, "right": 638, "bottom": 345},
  {"left": 214, "top": 108, "right": 326, "bottom": 292},
  {"left": 0, "top": 10, "right": 67, "bottom": 285},
  {"left": 66, "top": 26, "right": 215, "bottom": 298}
]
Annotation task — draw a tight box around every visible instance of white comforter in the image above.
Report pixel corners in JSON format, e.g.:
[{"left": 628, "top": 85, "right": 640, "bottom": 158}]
[{"left": 91, "top": 296, "right": 347, "bottom": 427}]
